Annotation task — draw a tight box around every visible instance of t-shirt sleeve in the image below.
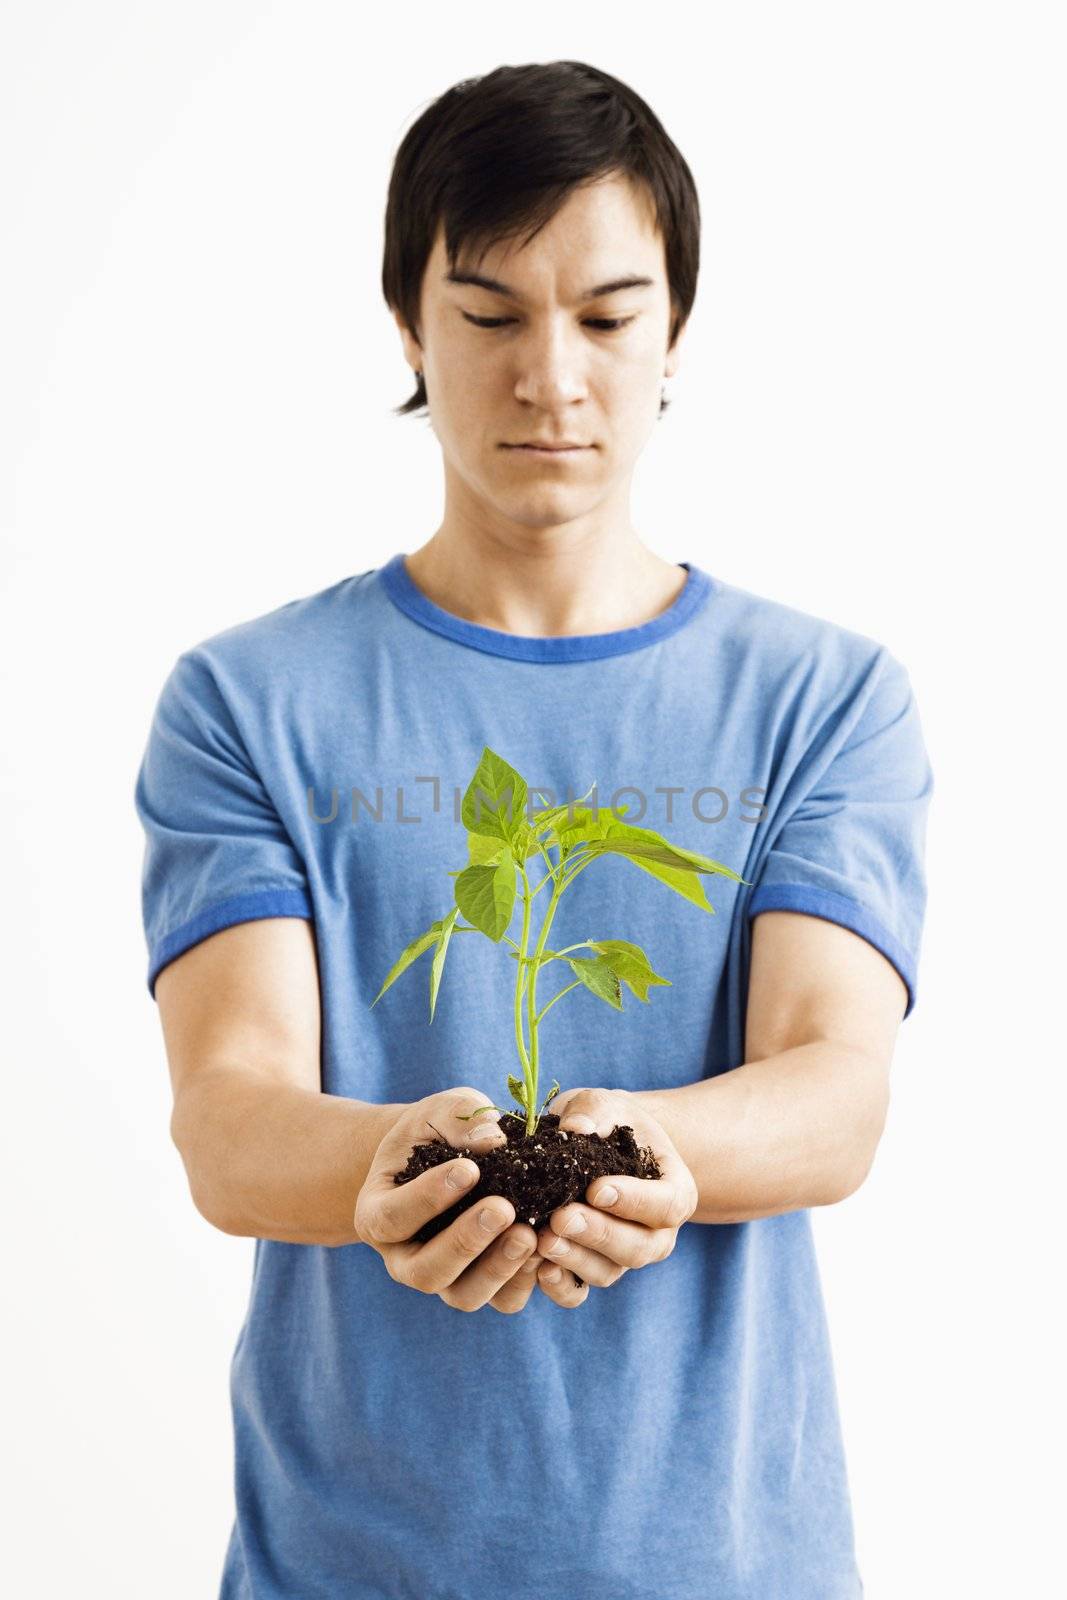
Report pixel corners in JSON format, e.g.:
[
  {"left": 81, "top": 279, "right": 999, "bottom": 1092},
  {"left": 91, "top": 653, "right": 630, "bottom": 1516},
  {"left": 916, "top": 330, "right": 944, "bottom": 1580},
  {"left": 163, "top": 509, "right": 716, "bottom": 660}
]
[
  {"left": 134, "top": 649, "right": 314, "bottom": 1000},
  {"left": 746, "top": 648, "right": 934, "bottom": 1019}
]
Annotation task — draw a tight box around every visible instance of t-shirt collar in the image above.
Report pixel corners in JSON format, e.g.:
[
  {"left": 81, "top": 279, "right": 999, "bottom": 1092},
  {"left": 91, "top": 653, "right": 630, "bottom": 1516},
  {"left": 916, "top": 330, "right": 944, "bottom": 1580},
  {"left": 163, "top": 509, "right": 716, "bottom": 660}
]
[{"left": 377, "top": 553, "right": 714, "bottom": 663}]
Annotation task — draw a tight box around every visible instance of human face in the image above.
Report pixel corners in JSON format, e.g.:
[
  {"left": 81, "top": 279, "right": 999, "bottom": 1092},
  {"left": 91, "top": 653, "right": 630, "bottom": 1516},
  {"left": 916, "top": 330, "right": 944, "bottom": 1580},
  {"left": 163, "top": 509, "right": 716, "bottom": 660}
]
[{"left": 394, "top": 173, "right": 685, "bottom": 534}]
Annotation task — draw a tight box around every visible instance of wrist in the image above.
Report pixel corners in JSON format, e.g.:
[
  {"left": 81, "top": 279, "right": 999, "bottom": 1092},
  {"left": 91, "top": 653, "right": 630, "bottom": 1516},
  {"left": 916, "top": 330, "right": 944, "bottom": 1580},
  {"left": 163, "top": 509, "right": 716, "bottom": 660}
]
[
  {"left": 622, "top": 1086, "right": 685, "bottom": 1149},
  {"left": 366, "top": 1099, "right": 403, "bottom": 1156}
]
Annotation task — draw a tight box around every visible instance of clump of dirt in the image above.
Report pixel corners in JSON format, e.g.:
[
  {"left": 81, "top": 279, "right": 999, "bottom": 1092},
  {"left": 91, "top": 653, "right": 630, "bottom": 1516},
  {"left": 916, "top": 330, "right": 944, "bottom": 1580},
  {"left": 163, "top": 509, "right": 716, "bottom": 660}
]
[{"left": 392, "top": 1111, "right": 663, "bottom": 1287}]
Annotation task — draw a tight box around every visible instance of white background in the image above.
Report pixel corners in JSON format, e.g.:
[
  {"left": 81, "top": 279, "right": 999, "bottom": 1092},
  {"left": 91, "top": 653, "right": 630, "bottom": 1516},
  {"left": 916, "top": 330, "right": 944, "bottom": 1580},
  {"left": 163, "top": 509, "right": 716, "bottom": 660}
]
[{"left": 2, "top": 3, "right": 1063, "bottom": 1595}]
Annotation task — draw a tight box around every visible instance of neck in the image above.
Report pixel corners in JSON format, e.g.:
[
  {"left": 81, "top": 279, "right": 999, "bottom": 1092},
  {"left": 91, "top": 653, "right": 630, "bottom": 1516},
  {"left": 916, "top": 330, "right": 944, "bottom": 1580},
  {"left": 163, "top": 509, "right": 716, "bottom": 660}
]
[{"left": 402, "top": 518, "right": 687, "bottom": 640}]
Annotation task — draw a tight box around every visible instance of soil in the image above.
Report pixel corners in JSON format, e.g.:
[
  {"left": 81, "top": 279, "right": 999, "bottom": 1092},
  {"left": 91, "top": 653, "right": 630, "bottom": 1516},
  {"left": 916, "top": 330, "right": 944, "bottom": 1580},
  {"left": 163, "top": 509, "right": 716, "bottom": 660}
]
[{"left": 392, "top": 1110, "right": 663, "bottom": 1288}]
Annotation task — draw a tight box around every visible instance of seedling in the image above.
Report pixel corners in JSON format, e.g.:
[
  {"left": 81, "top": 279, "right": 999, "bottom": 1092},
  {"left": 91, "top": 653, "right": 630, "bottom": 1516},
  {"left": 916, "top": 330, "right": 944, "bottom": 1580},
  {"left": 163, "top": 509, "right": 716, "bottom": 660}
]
[{"left": 371, "top": 746, "right": 749, "bottom": 1138}]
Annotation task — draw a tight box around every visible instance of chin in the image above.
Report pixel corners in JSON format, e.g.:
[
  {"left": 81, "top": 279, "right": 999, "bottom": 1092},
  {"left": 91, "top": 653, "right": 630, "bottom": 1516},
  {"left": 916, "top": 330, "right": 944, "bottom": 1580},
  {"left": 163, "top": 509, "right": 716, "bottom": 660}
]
[{"left": 504, "top": 503, "right": 594, "bottom": 533}]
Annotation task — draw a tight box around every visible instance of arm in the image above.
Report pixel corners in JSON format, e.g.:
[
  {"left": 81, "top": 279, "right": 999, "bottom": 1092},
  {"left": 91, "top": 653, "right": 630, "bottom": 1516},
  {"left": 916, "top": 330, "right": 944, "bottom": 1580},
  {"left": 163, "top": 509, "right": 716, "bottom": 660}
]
[
  {"left": 159, "top": 917, "right": 404, "bottom": 1247},
  {"left": 631, "top": 911, "right": 906, "bottom": 1224}
]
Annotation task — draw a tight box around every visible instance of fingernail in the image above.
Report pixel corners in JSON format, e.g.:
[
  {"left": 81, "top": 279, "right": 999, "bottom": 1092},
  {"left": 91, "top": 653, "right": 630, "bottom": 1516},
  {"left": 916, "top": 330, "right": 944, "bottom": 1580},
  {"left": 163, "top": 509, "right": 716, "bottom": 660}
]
[
  {"left": 471, "top": 1123, "right": 503, "bottom": 1143},
  {"left": 447, "top": 1161, "right": 477, "bottom": 1190},
  {"left": 562, "top": 1214, "right": 587, "bottom": 1238},
  {"left": 503, "top": 1236, "right": 529, "bottom": 1260},
  {"left": 594, "top": 1185, "right": 619, "bottom": 1207},
  {"left": 562, "top": 1115, "right": 595, "bottom": 1134},
  {"left": 478, "top": 1206, "right": 503, "bottom": 1232},
  {"left": 542, "top": 1265, "right": 563, "bottom": 1283}
]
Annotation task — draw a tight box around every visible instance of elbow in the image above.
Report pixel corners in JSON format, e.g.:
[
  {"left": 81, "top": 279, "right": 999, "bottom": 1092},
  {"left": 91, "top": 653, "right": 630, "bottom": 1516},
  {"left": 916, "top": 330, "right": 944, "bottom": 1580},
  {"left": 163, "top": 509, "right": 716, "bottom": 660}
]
[
  {"left": 189, "top": 1179, "right": 245, "bottom": 1237},
  {"left": 829, "top": 1145, "right": 878, "bottom": 1205},
  {"left": 178, "top": 1152, "right": 241, "bottom": 1236},
  {"left": 828, "top": 1079, "right": 890, "bottom": 1204},
  {"left": 170, "top": 1097, "right": 244, "bottom": 1237}
]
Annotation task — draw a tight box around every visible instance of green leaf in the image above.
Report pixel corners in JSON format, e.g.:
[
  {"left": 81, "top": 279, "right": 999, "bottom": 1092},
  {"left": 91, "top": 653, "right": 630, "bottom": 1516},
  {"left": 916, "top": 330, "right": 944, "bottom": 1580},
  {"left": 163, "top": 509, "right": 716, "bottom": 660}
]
[
  {"left": 587, "top": 939, "right": 671, "bottom": 1003},
  {"left": 429, "top": 905, "right": 461, "bottom": 1022},
  {"left": 513, "top": 822, "right": 539, "bottom": 862},
  {"left": 530, "top": 781, "right": 598, "bottom": 839},
  {"left": 455, "top": 1103, "right": 507, "bottom": 1122},
  {"left": 454, "top": 857, "right": 517, "bottom": 942},
  {"left": 466, "top": 831, "right": 510, "bottom": 867},
  {"left": 553, "top": 803, "right": 628, "bottom": 849},
  {"left": 539, "top": 1079, "right": 561, "bottom": 1114},
  {"left": 461, "top": 747, "right": 529, "bottom": 844},
  {"left": 598, "top": 819, "right": 748, "bottom": 883},
  {"left": 565, "top": 955, "right": 623, "bottom": 1010},
  {"left": 620, "top": 852, "right": 713, "bottom": 909},
  {"left": 577, "top": 816, "right": 749, "bottom": 912},
  {"left": 370, "top": 916, "right": 451, "bottom": 1008},
  {"left": 602, "top": 815, "right": 748, "bottom": 879},
  {"left": 507, "top": 1074, "right": 529, "bottom": 1111}
]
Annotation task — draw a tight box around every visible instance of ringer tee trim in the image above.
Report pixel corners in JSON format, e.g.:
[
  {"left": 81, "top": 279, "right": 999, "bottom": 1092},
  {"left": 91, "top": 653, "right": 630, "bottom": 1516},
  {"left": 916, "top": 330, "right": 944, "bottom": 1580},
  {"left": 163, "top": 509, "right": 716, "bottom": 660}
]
[
  {"left": 147, "top": 888, "right": 314, "bottom": 999},
  {"left": 377, "top": 553, "right": 714, "bottom": 662},
  {"left": 747, "top": 882, "right": 918, "bottom": 1019}
]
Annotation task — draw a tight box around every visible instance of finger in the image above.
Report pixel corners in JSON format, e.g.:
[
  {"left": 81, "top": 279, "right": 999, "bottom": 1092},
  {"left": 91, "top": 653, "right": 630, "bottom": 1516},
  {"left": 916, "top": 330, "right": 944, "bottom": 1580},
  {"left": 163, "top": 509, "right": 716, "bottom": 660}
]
[
  {"left": 549, "top": 1093, "right": 593, "bottom": 1129},
  {"left": 588, "top": 1170, "right": 693, "bottom": 1232},
  {"left": 554, "top": 1101, "right": 694, "bottom": 1227},
  {"left": 537, "top": 1258, "right": 590, "bottom": 1306},
  {"left": 446, "top": 1103, "right": 508, "bottom": 1149},
  {"left": 360, "top": 1150, "right": 486, "bottom": 1247},
  {"left": 438, "top": 1224, "right": 538, "bottom": 1312},
  {"left": 373, "top": 1098, "right": 506, "bottom": 1171},
  {"left": 541, "top": 1205, "right": 671, "bottom": 1273},
  {"left": 363, "top": 1094, "right": 506, "bottom": 1213},
  {"left": 362, "top": 1107, "right": 508, "bottom": 1247},
  {"left": 489, "top": 1253, "right": 542, "bottom": 1313},
  {"left": 398, "top": 1194, "right": 517, "bottom": 1293},
  {"left": 537, "top": 1222, "right": 634, "bottom": 1285}
]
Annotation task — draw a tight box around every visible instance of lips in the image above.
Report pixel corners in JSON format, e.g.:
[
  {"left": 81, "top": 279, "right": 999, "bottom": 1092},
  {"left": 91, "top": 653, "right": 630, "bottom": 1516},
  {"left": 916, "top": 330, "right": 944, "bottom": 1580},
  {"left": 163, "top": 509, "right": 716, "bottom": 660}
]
[{"left": 505, "top": 443, "right": 588, "bottom": 451}]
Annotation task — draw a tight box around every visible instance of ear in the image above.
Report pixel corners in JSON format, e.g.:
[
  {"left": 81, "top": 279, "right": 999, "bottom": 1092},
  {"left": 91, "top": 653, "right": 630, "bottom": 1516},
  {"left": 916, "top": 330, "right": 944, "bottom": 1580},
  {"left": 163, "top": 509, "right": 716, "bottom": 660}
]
[
  {"left": 664, "top": 320, "right": 688, "bottom": 380},
  {"left": 393, "top": 308, "right": 423, "bottom": 375}
]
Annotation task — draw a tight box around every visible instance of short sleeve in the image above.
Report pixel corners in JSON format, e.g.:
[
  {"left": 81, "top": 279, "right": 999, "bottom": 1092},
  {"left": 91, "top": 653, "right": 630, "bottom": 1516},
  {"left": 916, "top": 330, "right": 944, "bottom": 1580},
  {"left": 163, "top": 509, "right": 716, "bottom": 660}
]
[
  {"left": 747, "top": 650, "right": 934, "bottom": 1019},
  {"left": 134, "top": 650, "right": 313, "bottom": 1000}
]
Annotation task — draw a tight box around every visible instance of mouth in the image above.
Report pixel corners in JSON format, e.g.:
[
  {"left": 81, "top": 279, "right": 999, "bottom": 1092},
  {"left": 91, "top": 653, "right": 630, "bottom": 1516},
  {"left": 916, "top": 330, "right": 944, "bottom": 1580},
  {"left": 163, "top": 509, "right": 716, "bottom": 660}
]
[{"left": 502, "top": 443, "right": 591, "bottom": 457}]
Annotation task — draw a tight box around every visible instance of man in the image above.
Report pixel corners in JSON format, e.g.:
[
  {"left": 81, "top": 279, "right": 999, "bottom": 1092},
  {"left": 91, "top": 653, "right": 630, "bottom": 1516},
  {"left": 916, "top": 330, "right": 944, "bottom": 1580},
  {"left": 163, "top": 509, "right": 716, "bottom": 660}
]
[{"left": 135, "top": 61, "right": 932, "bottom": 1600}]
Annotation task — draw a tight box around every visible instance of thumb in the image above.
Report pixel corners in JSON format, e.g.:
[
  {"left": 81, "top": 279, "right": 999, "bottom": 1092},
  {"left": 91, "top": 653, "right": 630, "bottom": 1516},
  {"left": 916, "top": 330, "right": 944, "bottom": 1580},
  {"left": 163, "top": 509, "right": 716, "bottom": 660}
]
[
  {"left": 550, "top": 1091, "right": 597, "bottom": 1133},
  {"left": 365, "top": 1094, "right": 505, "bottom": 1200},
  {"left": 411, "top": 1093, "right": 507, "bottom": 1156}
]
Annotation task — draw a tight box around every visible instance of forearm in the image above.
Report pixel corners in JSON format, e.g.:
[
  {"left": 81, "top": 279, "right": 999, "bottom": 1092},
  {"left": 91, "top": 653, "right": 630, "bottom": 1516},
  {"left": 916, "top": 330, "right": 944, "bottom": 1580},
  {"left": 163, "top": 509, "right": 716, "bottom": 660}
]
[
  {"left": 632, "top": 1041, "right": 888, "bottom": 1224},
  {"left": 172, "top": 1068, "right": 404, "bottom": 1247}
]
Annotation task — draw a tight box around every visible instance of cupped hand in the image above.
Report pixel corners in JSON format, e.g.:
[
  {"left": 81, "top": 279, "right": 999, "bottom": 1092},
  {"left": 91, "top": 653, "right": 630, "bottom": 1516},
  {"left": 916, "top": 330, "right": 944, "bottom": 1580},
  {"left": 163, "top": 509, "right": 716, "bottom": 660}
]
[
  {"left": 354, "top": 1088, "right": 543, "bottom": 1314},
  {"left": 533, "top": 1087, "right": 698, "bottom": 1305}
]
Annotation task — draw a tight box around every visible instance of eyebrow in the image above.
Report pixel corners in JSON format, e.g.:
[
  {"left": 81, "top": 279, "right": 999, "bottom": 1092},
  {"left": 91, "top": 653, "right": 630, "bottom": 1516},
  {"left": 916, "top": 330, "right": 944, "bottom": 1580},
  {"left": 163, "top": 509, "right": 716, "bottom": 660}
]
[{"left": 443, "top": 269, "right": 655, "bottom": 303}]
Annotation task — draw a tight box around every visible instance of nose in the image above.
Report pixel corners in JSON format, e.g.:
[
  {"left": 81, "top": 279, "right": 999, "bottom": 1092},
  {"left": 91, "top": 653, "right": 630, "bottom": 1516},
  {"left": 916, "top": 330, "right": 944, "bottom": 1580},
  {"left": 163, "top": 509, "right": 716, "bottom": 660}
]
[{"left": 511, "top": 319, "right": 589, "bottom": 410}]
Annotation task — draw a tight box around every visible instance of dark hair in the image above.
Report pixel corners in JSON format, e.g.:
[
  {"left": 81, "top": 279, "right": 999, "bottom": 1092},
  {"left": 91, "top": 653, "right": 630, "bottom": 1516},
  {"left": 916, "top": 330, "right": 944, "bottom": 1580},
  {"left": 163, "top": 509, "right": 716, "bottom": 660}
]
[{"left": 381, "top": 61, "right": 701, "bottom": 419}]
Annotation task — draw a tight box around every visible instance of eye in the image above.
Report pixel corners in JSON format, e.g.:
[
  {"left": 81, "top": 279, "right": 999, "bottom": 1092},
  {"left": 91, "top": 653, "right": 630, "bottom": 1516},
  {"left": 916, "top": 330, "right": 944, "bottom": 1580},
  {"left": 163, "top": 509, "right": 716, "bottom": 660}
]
[{"left": 461, "top": 313, "right": 636, "bottom": 333}]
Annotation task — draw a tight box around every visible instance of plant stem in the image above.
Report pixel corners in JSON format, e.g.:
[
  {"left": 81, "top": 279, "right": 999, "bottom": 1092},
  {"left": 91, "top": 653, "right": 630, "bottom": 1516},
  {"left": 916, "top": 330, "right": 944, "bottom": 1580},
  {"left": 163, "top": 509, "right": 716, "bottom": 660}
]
[
  {"left": 523, "top": 849, "right": 569, "bottom": 1135},
  {"left": 528, "top": 865, "right": 562, "bottom": 900},
  {"left": 535, "top": 980, "right": 582, "bottom": 1026},
  {"left": 558, "top": 846, "right": 601, "bottom": 895},
  {"left": 513, "top": 867, "right": 533, "bottom": 1099},
  {"left": 540, "top": 939, "right": 596, "bottom": 959},
  {"left": 533, "top": 837, "right": 566, "bottom": 880}
]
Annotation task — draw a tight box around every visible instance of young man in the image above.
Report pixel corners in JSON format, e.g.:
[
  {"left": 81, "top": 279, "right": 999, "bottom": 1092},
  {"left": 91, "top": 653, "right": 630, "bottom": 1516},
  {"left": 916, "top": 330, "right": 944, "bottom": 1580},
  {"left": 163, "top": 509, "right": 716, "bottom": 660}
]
[{"left": 135, "top": 61, "right": 932, "bottom": 1600}]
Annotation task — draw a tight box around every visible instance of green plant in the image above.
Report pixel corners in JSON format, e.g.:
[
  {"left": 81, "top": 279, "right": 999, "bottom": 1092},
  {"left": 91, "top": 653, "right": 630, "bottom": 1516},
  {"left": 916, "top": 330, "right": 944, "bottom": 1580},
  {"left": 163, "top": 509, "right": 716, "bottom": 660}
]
[{"left": 371, "top": 747, "right": 749, "bottom": 1137}]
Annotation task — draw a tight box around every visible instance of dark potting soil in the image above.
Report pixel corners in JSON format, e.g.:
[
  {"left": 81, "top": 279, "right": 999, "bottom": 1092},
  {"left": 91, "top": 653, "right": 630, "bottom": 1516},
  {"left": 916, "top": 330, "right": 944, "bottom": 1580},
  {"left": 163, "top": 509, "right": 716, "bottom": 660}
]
[{"left": 392, "top": 1110, "right": 663, "bottom": 1288}]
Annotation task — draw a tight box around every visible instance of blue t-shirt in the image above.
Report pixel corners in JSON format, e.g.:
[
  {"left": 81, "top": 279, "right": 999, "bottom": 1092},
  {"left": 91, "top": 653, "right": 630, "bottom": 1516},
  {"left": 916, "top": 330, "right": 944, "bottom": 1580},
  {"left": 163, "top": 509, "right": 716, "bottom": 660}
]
[{"left": 134, "top": 553, "right": 933, "bottom": 1600}]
